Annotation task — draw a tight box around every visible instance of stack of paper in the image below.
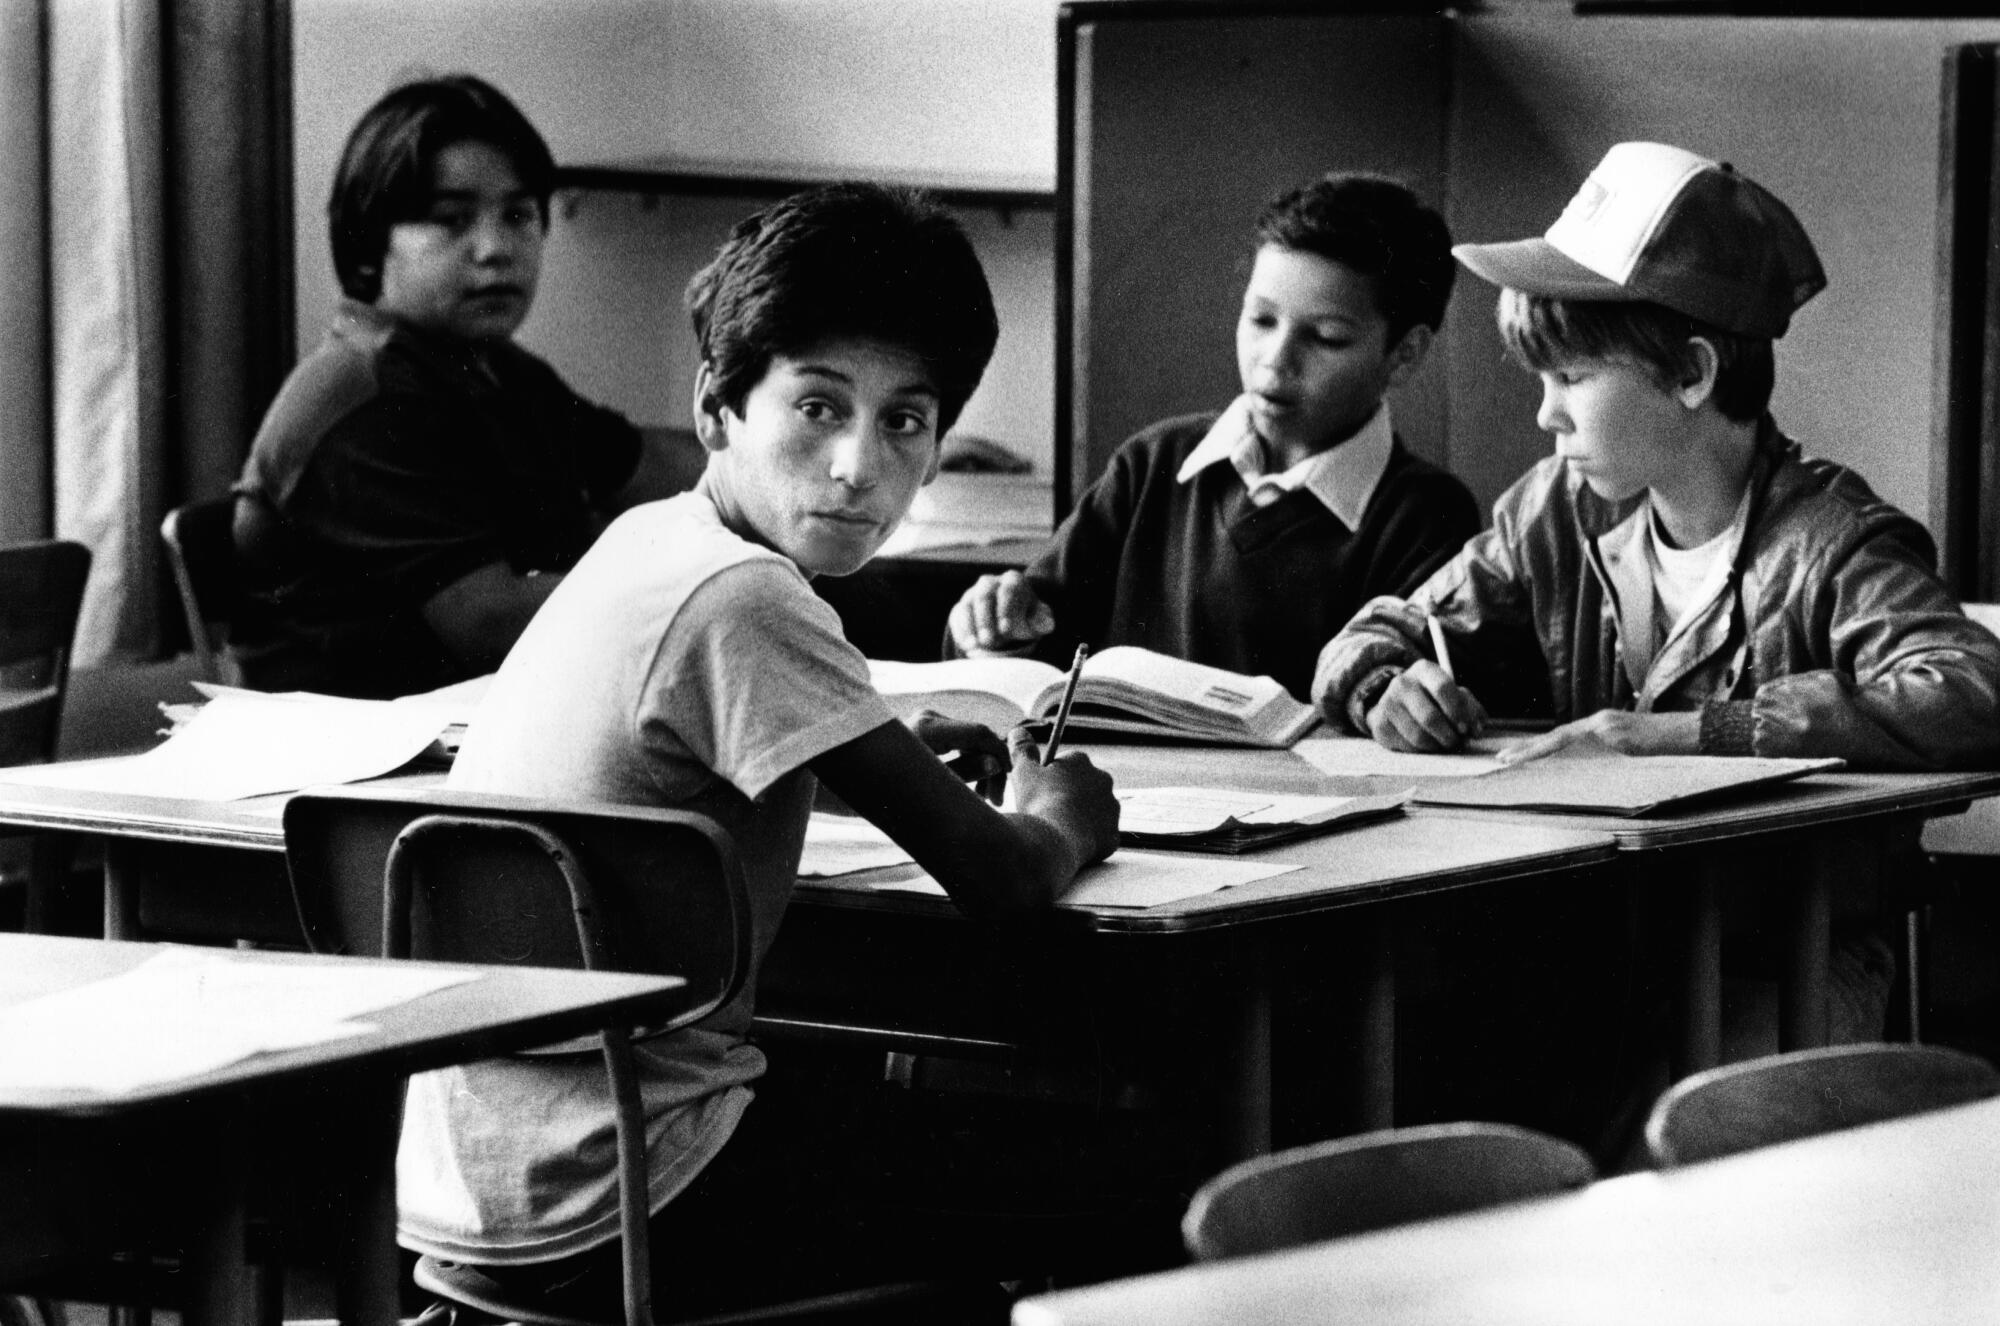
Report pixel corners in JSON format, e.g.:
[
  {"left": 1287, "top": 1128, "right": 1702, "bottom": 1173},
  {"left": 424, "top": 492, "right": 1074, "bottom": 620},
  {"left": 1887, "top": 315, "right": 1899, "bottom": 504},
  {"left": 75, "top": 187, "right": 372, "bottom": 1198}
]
[{"left": 0, "top": 689, "right": 454, "bottom": 801}]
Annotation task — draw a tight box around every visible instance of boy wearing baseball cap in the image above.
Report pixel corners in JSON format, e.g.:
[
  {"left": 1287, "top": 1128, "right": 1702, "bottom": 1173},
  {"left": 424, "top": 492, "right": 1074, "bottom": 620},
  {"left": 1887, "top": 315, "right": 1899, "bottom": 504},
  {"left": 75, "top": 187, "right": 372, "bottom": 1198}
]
[{"left": 1313, "top": 141, "right": 2000, "bottom": 771}]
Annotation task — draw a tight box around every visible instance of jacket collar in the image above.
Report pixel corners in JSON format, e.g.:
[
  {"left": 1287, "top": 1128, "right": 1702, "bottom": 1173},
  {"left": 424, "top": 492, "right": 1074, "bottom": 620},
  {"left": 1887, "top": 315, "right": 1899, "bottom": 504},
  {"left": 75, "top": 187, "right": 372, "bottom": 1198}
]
[{"left": 1585, "top": 415, "right": 1784, "bottom": 699}]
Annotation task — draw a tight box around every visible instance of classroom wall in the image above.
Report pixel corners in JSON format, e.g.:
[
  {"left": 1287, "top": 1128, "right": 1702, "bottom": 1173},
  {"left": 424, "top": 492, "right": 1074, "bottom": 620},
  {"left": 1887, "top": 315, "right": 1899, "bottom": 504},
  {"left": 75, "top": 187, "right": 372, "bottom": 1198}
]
[
  {"left": 1066, "top": 13, "right": 1451, "bottom": 500},
  {"left": 292, "top": 4, "right": 2000, "bottom": 533},
  {"left": 1447, "top": 17, "right": 2000, "bottom": 526},
  {"left": 290, "top": 0, "right": 1062, "bottom": 465}
]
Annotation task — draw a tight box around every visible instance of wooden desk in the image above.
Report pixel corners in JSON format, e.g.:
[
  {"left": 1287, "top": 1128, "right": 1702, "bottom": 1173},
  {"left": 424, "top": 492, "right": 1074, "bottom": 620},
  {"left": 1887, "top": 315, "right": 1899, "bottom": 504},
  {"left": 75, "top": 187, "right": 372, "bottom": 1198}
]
[
  {"left": 0, "top": 759, "right": 1614, "bottom": 1161},
  {"left": 1080, "top": 745, "right": 2000, "bottom": 1073},
  {"left": 1014, "top": 1094, "right": 2000, "bottom": 1325},
  {"left": 0, "top": 932, "right": 688, "bottom": 1326}
]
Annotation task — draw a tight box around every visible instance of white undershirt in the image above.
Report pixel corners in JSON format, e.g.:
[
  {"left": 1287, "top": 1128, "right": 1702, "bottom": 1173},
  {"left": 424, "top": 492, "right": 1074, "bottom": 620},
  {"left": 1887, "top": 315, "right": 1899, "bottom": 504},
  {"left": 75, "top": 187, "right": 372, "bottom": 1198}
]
[{"left": 1646, "top": 509, "right": 1734, "bottom": 637}]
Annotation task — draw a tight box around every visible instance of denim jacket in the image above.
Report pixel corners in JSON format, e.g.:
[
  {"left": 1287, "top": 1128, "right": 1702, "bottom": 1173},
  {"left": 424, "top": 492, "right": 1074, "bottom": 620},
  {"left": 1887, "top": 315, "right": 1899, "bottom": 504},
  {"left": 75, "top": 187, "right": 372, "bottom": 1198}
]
[{"left": 1312, "top": 419, "right": 2000, "bottom": 771}]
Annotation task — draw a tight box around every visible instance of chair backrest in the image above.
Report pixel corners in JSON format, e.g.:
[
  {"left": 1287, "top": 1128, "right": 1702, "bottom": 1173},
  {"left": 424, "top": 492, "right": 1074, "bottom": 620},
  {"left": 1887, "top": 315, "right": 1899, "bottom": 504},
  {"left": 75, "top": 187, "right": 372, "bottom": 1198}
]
[
  {"left": 1645, "top": 1042, "right": 2000, "bottom": 1168},
  {"left": 1180, "top": 1122, "right": 1596, "bottom": 1262},
  {"left": 159, "top": 496, "right": 240, "bottom": 682},
  {"left": 0, "top": 540, "right": 91, "bottom": 768},
  {"left": 282, "top": 785, "right": 753, "bottom": 1038}
]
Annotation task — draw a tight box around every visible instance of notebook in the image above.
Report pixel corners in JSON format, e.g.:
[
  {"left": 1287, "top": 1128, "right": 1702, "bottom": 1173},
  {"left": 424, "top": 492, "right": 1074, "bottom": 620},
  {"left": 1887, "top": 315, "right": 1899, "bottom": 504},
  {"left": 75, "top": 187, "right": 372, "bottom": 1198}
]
[{"left": 1407, "top": 755, "right": 1845, "bottom": 816}]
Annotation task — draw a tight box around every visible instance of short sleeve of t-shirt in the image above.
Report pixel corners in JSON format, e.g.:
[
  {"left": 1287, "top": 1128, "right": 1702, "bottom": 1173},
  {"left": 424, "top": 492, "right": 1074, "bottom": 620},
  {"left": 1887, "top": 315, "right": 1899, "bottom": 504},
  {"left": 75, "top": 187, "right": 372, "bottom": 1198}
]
[{"left": 640, "top": 555, "right": 891, "bottom": 803}]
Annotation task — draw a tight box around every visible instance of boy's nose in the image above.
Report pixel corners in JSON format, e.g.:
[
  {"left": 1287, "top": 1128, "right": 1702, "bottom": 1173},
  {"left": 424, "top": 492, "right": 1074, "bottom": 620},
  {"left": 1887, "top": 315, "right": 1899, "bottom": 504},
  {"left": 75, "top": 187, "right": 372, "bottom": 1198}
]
[
  {"left": 827, "top": 429, "right": 882, "bottom": 489},
  {"left": 470, "top": 216, "right": 521, "bottom": 264},
  {"left": 1536, "top": 383, "right": 1567, "bottom": 433}
]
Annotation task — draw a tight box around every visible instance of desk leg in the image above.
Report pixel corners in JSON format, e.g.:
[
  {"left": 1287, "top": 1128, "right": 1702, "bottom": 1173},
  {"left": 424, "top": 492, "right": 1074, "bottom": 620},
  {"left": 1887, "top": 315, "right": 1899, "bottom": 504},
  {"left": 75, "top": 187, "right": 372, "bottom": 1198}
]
[
  {"left": 1675, "top": 867, "right": 1722, "bottom": 1077},
  {"left": 103, "top": 839, "right": 142, "bottom": 940},
  {"left": 1355, "top": 910, "right": 1396, "bottom": 1132},
  {"left": 1782, "top": 865, "right": 1832, "bottom": 1051},
  {"left": 1217, "top": 940, "right": 1272, "bottom": 1162},
  {"left": 182, "top": 1107, "right": 255, "bottom": 1326},
  {"left": 325, "top": 1079, "right": 404, "bottom": 1326}
]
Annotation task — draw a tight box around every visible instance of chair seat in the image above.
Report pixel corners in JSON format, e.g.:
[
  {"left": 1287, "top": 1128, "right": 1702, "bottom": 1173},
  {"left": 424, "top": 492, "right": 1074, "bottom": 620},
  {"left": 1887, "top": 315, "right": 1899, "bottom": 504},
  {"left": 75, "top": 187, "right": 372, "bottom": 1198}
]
[{"left": 414, "top": 1255, "right": 1002, "bottom": 1326}]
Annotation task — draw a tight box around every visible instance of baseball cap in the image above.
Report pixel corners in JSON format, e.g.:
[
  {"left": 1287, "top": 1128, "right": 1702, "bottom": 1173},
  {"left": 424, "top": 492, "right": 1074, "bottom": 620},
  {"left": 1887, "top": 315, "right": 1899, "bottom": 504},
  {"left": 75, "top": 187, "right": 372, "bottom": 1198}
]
[{"left": 1453, "top": 142, "right": 1826, "bottom": 338}]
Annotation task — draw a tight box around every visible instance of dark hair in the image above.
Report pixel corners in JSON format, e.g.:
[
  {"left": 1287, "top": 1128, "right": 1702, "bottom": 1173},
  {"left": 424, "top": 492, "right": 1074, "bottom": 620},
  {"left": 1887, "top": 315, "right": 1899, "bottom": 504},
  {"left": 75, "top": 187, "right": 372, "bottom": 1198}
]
[
  {"left": 328, "top": 75, "right": 557, "bottom": 302},
  {"left": 1254, "top": 173, "right": 1455, "bottom": 345},
  {"left": 1495, "top": 290, "right": 1776, "bottom": 423},
  {"left": 686, "top": 183, "right": 999, "bottom": 434}
]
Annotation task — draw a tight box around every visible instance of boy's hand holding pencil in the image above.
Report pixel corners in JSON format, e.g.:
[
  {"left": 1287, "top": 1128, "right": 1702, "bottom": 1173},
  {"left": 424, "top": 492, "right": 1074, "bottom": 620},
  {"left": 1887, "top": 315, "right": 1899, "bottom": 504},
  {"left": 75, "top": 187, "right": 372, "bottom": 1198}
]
[{"left": 1004, "top": 722, "right": 1120, "bottom": 869}]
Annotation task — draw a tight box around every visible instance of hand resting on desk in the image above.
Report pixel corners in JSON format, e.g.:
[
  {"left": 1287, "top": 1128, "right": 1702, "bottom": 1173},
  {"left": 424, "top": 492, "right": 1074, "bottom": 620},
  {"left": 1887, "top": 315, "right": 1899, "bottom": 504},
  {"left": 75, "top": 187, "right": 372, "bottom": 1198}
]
[{"left": 949, "top": 569, "right": 1056, "bottom": 656}]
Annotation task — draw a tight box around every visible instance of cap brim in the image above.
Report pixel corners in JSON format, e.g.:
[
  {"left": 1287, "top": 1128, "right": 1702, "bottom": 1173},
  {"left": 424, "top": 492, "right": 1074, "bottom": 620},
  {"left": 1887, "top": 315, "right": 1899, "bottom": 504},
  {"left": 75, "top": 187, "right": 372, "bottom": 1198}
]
[{"left": 1453, "top": 238, "right": 1628, "bottom": 300}]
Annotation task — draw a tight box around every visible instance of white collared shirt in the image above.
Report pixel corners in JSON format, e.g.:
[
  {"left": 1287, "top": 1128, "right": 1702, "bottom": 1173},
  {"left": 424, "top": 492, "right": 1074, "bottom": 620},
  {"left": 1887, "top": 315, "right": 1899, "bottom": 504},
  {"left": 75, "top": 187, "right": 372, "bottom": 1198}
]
[{"left": 1174, "top": 396, "right": 1395, "bottom": 531}]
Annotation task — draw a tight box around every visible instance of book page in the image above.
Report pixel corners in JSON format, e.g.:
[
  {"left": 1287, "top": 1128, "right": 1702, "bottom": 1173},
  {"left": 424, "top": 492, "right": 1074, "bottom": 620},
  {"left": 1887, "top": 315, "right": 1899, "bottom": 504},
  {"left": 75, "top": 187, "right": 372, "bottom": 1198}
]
[
  {"left": 1058, "top": 646, "right": 1316, "bottom": 745},
  {"left": 1082, "top": 646, "right": 1289, "bottom": 716},
  {"left": 867, "top": 656, "right": 1063, "bottom": 731}
]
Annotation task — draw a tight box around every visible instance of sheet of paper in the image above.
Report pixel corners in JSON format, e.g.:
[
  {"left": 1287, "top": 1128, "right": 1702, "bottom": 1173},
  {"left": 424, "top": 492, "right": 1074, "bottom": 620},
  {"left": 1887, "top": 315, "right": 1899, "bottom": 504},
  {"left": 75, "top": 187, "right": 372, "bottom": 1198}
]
[
  {"left": 867, "top": 850, "right": 1301, "bottom": 908},
  {"left": 0, "top": 948, "right": 479, "bottom": 1094},
  {"left": 0, "top": 690, "right": 451, "bottom": 800},
  {"left": 798, "top": 814, "right": 915, "bottom": 877},
  {"left": 1292, "top": 734, "right": 1513, "bottom": 779},
  {"left": 1115, "top": 786, "right": 1373, "bottom": 835},
  {"left": 1410, "top": 754, "right": 1845, "bottom": 815}
]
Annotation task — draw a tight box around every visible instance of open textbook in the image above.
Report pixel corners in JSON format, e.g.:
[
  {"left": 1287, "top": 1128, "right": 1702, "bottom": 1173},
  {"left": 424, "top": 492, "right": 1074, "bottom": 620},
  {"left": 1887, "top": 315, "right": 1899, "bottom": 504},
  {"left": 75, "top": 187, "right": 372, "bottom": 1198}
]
[{"left": 869, "top": 647, "right": 1321, "bottom": 748}]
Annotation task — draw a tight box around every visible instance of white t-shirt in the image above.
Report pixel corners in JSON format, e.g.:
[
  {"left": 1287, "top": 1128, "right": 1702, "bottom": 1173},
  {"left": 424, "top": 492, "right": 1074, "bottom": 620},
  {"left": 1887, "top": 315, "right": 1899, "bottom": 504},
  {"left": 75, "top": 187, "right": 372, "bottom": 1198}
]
[{"left": 396, "top": 492, "right": 892, "bottom": 1264}]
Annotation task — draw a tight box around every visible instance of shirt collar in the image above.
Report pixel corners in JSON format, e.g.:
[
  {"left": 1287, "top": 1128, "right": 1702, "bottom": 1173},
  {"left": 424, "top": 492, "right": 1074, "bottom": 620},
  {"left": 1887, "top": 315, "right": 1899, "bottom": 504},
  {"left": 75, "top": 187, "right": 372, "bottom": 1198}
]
[{"left": 1176, "top": 396, "right": 1395, "bottom": 530}]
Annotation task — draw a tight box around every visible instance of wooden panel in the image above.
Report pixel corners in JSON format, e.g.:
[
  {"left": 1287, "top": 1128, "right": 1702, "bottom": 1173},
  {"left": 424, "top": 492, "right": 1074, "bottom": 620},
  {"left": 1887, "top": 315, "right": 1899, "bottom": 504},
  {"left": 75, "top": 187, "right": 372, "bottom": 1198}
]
[
  {"left": 1060, "top": 8, "right": 1450, "bottom": 511},
  {"left": 1933, "top": 43, "right": 1994, "bottom": 597}
]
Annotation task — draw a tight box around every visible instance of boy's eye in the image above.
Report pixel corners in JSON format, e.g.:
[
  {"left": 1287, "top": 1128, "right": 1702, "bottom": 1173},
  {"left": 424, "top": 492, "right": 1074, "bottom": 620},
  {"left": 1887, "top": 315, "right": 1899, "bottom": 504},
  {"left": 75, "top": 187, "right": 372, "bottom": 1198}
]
[
  {"left": 502, "top": 201, "right": 541, "bottom": 228},
  {"left": 424, "top": 205, "right": 474, "bottom": 231},
  {"left": 884, "top": 409, "right": 935, "bottom": 439},
  {"left": 797, "top": 398, "right": 841, "bottom": 424}
]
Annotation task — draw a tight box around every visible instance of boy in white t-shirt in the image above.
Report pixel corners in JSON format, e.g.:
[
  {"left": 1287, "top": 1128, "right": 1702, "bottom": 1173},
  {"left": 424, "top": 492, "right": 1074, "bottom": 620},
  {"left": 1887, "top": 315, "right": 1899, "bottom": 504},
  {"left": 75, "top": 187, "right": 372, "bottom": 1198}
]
[{"left": 396, "top": 183, "right": 1121, "bottom": 1317}]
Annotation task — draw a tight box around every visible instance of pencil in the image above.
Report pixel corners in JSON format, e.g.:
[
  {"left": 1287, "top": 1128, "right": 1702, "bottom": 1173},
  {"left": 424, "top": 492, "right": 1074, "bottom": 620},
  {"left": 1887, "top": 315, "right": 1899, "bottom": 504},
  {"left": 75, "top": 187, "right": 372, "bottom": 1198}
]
[
  {"left": 1042, "top": 643, "right": 1091, "bottom": 766},
  {"left": 1426, "top": 612, "right": 1456, "bottom": 683}
]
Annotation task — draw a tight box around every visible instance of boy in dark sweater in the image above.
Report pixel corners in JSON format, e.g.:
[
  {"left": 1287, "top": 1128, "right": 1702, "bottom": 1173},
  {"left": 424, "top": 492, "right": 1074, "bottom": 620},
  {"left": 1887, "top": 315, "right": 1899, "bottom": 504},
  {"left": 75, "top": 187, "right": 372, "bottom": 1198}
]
[{"left": 947, "top": 173, "right": 1480, "bottom": 701}]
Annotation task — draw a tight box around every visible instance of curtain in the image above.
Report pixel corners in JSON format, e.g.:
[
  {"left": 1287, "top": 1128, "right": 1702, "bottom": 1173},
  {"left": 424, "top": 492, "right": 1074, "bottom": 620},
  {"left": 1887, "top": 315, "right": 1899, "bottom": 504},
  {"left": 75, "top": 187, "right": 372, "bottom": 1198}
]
[{"left": 0, "top": 0, "right": 289, "bottom": 666}]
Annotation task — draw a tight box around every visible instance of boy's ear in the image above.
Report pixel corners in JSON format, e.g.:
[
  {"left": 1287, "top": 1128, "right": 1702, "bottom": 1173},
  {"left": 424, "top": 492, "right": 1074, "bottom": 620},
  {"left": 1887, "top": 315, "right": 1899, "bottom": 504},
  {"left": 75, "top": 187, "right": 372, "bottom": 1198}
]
[
  {"left": 1383, "top": 324, "right": 1434, "bottom": 389},
  {"left": 691, "top": 362, "right": 730, "bottom": 453},
  {"left": 1677, "top": 337, "right": 1722, "bottom": 410}
]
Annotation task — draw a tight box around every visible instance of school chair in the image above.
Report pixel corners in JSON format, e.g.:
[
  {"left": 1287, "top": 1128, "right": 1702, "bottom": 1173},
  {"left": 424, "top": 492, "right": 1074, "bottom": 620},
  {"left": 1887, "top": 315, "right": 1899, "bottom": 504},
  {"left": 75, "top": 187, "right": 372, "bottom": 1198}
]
[
  {"left": 159, "top": 495, "right": 241, "bottom": 684},
  {"left": 0, "top": 538, "right": 91, "bottom": 932},
  {"left": 1644, "top": 1042, "right": 2000, "bottom": 1168},
  {"left": 1179, "top": 1122, "right": 1597, "bottom": 1262},
  {"left": 285, "top": 786, "right": 990, "bottom": 1326}
]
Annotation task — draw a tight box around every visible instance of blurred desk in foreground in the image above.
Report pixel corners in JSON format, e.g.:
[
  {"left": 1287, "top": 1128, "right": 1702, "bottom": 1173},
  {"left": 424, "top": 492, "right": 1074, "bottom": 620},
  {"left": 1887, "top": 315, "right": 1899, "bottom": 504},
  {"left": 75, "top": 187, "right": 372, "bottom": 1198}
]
[
  {"left": 0, "top": 932, "right": 687, "bottom": 1326},
  {"left": 1016, "top": 1094, "right": 2000, "bottom": 1326}
]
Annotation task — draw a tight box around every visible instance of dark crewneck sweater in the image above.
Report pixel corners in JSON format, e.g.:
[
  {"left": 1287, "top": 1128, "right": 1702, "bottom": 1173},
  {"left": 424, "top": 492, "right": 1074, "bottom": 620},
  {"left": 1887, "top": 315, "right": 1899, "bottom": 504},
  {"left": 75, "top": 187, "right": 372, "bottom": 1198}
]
[{"left": 1023, "top": 411, "right": 1480, "bottom": 701}]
